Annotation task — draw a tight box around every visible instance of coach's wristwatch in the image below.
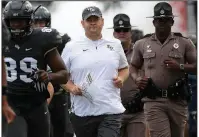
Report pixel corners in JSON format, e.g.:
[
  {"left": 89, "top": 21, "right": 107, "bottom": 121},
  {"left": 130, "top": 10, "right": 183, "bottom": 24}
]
[{"left": 179, "top": 64, "right": 185, "bottom": 70}]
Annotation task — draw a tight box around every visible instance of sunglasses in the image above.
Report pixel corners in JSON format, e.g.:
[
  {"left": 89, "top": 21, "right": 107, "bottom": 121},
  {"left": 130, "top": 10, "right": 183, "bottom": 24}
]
[
  {"left": 114, "top": 28, "right": 131, "bottom": 33},
  {"left": 154, "top": 17, "right": 173, "bottom": 22}
]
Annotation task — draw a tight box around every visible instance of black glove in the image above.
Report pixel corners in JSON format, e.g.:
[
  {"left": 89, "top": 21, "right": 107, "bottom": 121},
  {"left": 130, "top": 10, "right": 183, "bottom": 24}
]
[{"left": 29, "top": 68, "right": 48, "bottom": 92}]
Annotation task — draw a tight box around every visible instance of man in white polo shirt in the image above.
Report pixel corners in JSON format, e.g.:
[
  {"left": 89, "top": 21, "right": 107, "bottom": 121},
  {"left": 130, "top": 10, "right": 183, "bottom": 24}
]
[{"left": 61, "top": 6, "right": 129, "bottom": 137}]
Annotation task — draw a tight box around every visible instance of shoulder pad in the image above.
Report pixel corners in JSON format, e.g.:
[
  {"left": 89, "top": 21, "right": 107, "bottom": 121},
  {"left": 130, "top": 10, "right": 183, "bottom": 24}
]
[
  {"left": 173, "top": 32, "right": 188, "bottom": 39},
  {"left": 45, "top": 28, "right": 62, "bottom": 43},
  {"left": 143, "top": 33, "right": 153, "bottom": 38},
  {"left": 40, "top": 27, "right": 61, "bottom": 38},
  {"left": 61, "top": 33, "right": 71, "bottom": 44},
  {"left": 41, "top": 28, "right": 62, "bottom": 56},
  {"left": 57, "top": 33, "right": 71, "bottom": 54},
  {"left": 41, "top": 27, "right": 53, "bottom": 33}
]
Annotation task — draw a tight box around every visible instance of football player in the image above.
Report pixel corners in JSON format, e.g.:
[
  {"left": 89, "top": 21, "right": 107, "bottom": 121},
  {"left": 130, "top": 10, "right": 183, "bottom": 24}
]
[
  {"left": 33, "top": 5, "right": 74, "bottom": 137},
  {"left": 2, "top": 19, "right": 16, "bottom": 137},
  {"left": 33, "top": 5, "right": 71, "bottom": 54},
  {"left": 3, "top": 1, "right": 69, "bottom": 137}
]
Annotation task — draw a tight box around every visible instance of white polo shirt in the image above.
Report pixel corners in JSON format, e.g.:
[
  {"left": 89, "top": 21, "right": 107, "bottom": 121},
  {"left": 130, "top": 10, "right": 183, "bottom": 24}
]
[{"left": 61, "top": 35, "right": 128, "bottom": 117}]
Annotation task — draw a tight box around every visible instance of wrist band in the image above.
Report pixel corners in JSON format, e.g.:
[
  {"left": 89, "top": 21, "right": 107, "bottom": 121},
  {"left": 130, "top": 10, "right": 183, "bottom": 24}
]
[
  {"left": 2, "top": 86, "right": 7, "bottom": 95},
  {"left": 48, "top": 73, "right": 52, "bottom": 82}
]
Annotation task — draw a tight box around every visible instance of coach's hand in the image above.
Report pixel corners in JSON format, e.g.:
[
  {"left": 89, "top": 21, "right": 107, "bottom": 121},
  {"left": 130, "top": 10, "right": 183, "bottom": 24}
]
[
  {"left": 70, "top": 85, "right": 82, "bottom": 95},
  {"left": 113, "top": 76, "right": 124, "bottom": 88}
]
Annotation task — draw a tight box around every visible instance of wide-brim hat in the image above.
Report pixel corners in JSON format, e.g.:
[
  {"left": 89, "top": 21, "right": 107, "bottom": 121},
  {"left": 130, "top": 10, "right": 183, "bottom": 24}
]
[
  {"left": 146, "top": 2, "right": 177, "bottom": 18},
  {"left": 107, "top": 13, "right": 136, "bottom": 29}
]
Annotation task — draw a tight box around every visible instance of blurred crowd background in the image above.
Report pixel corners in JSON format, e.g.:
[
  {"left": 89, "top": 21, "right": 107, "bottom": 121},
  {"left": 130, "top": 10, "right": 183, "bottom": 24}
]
[{"left": 2, "top": 1, "right": 197, "bottom": 40}]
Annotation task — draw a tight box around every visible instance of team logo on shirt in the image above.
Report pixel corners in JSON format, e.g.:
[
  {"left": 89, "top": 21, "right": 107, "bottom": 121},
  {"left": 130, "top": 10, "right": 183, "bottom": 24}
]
[
  {"left": 4, "top": 46, "right": 10, "bottom": 52},
  {"left": 15, "top": 44, "right": 20, "bottom": 50},
  {"left": 107, "top": 45, "right": 114, "bottom": 51}
]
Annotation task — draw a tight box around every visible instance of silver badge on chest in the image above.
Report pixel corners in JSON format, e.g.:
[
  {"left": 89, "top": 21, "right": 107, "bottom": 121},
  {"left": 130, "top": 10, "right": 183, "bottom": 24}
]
[
  {"left": 146, "top": 45, "right": 152, "bottom": 52},
  {"left": 173, "top": 43, "right": 179, "bottom": 49}
]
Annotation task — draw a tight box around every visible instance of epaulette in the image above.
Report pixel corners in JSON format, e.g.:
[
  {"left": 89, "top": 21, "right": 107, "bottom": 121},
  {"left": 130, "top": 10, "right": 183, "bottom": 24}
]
[
  {"left": 173, "top": 32, "right": 188, "bottom": 39},
  {"left": 143, "top": 33, "right": 153, "bottom": 38}
]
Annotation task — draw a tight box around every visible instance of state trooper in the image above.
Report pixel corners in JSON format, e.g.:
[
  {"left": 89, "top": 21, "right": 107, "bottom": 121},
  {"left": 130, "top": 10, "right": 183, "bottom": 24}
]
[
  {"left": 130, "top": 2, "right": 197, "bottom": 137},
  {"left": 111, "top": 13, "right": 146, "bottom": 137}
]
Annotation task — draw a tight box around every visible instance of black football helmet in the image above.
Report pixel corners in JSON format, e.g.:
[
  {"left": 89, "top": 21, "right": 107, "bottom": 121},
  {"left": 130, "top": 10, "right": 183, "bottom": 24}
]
[
  {"left": 3, "top": 1, "right": 34, "bottom": 38},
  {"left": 33, "top": 6, "right": 51, "bottom": 27}
]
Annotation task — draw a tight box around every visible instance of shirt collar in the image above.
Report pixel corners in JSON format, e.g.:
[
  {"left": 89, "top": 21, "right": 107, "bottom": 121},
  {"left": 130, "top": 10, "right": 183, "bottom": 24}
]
[
  {"left": 124, "top": 43, "right": 134, "bottom": 55},
  {"left": 151, "top": 32, "right": 175, "bottom": 41},
  {"left": 83, "top": 34, "right": 104, "bottom": 42}
]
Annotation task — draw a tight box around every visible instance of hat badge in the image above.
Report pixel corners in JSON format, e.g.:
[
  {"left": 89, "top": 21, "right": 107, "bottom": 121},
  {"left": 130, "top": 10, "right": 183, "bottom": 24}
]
[
  {"left": 160, "top": 9, "right": 165, "bottom": 15},
  {"left": 119, "top": 20, "right": 123, "bottom": 25}
]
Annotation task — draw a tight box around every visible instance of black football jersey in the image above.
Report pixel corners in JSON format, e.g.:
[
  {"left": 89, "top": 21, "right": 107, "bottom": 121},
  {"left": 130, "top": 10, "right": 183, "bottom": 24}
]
[
  {"left": 2, "top": 20, "right": 10, "bottom": 51},
  {"left": 57, "top": 33, "right": 71, "bottom": 54},
  {"left": 48, "top": 33, "right": 71, "bottom": 93},
  {"left": 3, "top": 27, "right": 62, "bottom": 95}
]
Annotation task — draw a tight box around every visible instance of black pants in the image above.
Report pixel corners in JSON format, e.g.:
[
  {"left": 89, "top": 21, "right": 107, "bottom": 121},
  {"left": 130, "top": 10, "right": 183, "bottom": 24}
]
[
  {"left": 7, "top": 95, "right": 51, "bottom": 137},
  {"left": 2, "top": 114, "right": 8, "bottom": 137},
  {"left": 70, "top": 113, "right": 123, "bottom": 137},
  {"left": 49, "top": 93, "right": 74, "bottom": 137},
  {"left": 6, "top": 116, "right": 27, "bottom": 137},
  {"left": 2, "top": 114, "right": 27, "bottom": 137}
]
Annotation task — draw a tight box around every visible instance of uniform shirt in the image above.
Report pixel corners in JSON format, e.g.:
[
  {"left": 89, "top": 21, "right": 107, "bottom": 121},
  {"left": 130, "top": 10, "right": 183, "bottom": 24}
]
[
  {"left": 120, "top": 44, "right": 139, "bottom": 104},
  {"left": 3, "top": 27, "right": 62, "bottom": 98},
  {"left": 61, "top": 35, "right": 128, "bottom": 116},
  {"left": 131, "top": 33, "right": 196, "bottom": 89}
]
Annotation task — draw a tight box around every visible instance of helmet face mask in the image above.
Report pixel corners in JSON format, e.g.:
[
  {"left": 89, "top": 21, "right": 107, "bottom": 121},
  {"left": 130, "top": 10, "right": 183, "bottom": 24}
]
[
  {"left": 7, "top": 18, "right": 32, "bottom": 37},
  {"left": 3, "top": 1, "right": 33, "bottom": 38}
]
